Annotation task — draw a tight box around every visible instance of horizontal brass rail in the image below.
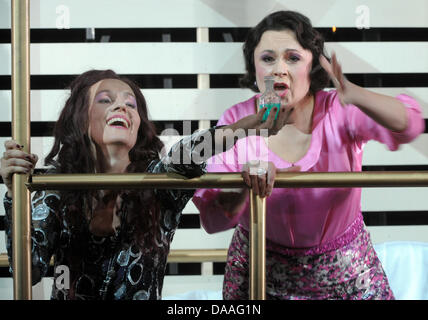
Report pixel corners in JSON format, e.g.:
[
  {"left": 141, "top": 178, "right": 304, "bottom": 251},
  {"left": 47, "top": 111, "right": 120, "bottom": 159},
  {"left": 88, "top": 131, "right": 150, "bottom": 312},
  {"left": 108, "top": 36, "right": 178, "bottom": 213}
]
[
  {"left": 28, "top": 171, "right": 428, "bottom": 191},
  {"left": 166, "top": 249, "right": 228, "bottom": 263},
  {"left": 0, "top": 249, "right": 228, "bottom": 267}
]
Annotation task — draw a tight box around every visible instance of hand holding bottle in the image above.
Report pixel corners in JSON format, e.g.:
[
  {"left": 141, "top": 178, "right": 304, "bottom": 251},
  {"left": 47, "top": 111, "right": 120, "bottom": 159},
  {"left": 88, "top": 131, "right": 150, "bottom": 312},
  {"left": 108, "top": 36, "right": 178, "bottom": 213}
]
[
  {"left": 259, "top": 75, "right": 282, "bottom": 122},
  {"left": 224, "top": 101, "right": 293, "bottom": 138}
]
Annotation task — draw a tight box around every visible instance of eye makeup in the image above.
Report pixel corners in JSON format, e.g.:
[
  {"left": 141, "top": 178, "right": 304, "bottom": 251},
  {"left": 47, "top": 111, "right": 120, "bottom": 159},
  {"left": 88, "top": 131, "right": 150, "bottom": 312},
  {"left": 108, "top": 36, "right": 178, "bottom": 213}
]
[
  {"left": 94, "top": 91, "right": 137, "bottom": 108},
  {"left": 287, "top": 52, "right": 302, "bottom": 62},
  {"left": 125, "top": 95, "right": 137, "bottom": 108},
  {"left": 260, "top": 48, "right": 302, "bottom": 63},
  {"left": 95, "top": 91, "right": 111, "bottom": 103}
]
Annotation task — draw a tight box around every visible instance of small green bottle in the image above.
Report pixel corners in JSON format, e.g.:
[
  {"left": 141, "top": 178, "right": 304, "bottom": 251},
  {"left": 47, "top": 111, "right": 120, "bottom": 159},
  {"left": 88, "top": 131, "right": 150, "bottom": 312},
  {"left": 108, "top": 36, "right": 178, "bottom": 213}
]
[{"left": 259, "top": 76, "right": 281, "bottom": 122}]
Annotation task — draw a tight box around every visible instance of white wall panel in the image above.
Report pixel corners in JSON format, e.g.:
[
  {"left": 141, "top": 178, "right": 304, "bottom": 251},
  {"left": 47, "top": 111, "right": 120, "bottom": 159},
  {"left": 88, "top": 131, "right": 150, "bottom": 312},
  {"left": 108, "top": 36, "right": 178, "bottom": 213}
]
[
  {"left": 0, "top": 231, "right": 5, "bottom": 253},
  {"left": 0, "top": 43, "right": 245, "bottom": 75},
  {"left": 2, "top": 42, "right": 428, "bottom": 75},
  {"left": 324, "top": 42, "right": 428, "bottom": 74},
  {"left": 1, "top": 0, "right": 428, "bottom": 28},
  {"left": 0, "top": 278, "right": 52, "bottom": 300},
  {"left": 0, "top": 278, "right": 12, "bottom": 300},
  {"left": 368, "top": 226, "right": 428, "bottom": 244},
  {"left": 182, "top": 201, "right": 199, "bottom": 215},
  {"left": 163, "top": 275, "right": 223, "bottom": 299},
  {"left": 362, "top": 188, "right": 428, "bottom": 211},
  {"left": 363, "top": 136, "right": 428, "bottom": 166},
  {"left": 170, "top": 229, "right": 234, "bottom": 250},
  {"left": 0, "top": 184, "right": 7, "bottom": 215}
]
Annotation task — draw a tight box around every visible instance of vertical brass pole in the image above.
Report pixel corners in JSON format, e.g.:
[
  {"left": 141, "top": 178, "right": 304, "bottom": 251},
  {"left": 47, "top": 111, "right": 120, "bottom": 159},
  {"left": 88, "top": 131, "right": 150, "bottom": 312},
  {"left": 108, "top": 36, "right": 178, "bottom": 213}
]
[
  {"left": 249, "top": 190, "right": 266, "bottom": 300},
  {"left": 11, "top": 0, "right": 32, "bottom": 300}
]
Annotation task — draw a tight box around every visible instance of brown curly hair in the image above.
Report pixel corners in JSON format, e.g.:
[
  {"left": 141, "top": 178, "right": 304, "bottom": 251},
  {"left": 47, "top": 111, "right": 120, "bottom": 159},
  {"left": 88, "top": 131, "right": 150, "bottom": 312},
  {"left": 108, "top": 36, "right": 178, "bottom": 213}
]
[
  {"left": 240, "top": 10, "right": 330, "bottom": 94},
  {"left": 44, "top": 69, "right": 164, "bottom": 247}
]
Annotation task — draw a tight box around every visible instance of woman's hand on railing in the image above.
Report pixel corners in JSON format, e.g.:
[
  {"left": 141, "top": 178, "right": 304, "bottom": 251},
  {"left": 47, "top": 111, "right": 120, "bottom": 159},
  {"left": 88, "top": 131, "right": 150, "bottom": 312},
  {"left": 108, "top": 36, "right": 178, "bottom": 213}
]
[
  {"left": 0, "top": 139, "right": 38, "bottom": 197},
  {"left": 242, "top": 160, "right": 301, "bottom": 198}
]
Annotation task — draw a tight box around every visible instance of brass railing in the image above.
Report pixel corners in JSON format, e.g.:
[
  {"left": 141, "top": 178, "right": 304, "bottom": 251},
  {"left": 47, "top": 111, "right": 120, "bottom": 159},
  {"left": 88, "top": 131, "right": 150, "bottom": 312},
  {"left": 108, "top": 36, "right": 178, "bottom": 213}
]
[
  {"left": 17, "top": 171, "right": 428, "bottom": 301},
  {"left": 11, "top": 0, "right": 31, "bottom": 300},
  {"left": 9, "top": 0, "right": 428, "bottom": 301},
  {"left": 0, "top": 249, "right": 229, "bottom": 265}
]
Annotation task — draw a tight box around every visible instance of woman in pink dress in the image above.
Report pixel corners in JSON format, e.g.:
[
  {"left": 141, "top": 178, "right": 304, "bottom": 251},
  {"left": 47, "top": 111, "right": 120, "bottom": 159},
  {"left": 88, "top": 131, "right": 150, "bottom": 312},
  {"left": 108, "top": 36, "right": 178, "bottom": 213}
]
[{"left": 193, "top": 11, "right": 425, "bottom": 299}]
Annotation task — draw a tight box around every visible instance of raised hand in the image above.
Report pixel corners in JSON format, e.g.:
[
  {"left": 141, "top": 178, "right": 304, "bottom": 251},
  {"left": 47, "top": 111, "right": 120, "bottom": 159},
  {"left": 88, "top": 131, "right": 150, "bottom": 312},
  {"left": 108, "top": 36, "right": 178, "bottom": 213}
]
[{"left": 319, "top": 52, "right": 353, "bottom": 106}]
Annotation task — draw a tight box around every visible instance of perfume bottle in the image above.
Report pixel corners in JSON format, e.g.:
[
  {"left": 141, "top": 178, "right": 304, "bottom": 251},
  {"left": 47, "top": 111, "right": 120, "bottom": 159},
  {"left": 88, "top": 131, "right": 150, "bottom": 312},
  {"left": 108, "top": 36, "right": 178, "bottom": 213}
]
[{"left": 259, "top": 76, "right": 281, "bottom": 122}]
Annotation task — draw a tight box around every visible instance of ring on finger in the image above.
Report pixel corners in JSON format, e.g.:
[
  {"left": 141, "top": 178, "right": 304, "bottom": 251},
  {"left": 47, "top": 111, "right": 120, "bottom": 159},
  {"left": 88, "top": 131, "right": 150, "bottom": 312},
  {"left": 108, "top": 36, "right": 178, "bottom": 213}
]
[
  {"left": 256, "top": 167, "right": 267, "bottom": 176},
  {"left": 249, "top": 159, "right": 261, "bottom": 167}
]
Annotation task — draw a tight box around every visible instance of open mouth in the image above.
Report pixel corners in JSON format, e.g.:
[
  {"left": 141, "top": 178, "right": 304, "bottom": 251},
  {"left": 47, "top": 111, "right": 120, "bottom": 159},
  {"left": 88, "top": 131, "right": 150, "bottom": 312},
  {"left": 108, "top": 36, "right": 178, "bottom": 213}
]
[
  {"left": 274, "top": 82, "right": 289, "bottom": 91},
  {"left": 106, "top": 116, "right": 130, "bottom": 129}
]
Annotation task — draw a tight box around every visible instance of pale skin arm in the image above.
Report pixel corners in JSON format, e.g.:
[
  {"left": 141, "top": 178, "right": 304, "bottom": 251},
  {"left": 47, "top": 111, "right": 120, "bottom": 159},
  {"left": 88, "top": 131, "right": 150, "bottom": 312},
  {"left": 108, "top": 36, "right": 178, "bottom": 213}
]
[{"left": 320, "top": 52, "right": 408, "bottom": 132}]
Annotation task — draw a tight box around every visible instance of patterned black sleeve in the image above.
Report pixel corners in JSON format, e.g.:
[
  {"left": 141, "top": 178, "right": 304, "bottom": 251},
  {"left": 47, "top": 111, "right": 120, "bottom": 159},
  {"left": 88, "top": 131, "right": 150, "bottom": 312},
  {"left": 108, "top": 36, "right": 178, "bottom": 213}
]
[
  {"left": 3, "top": 191, "right": 61, "bottom": 285},
  {"left": 148, "top": 127, "right": 217, "bottom": 230}
]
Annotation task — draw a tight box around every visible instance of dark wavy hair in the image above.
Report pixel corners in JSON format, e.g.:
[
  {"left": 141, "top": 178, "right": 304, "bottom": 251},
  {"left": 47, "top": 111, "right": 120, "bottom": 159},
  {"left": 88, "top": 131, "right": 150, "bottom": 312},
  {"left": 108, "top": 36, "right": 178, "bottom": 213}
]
[
  {"left": 240, "top": 10, "right": 330, "bottom": 94},
  {"left": 44, "top": 69, "right": 164, "bottom": 247}
]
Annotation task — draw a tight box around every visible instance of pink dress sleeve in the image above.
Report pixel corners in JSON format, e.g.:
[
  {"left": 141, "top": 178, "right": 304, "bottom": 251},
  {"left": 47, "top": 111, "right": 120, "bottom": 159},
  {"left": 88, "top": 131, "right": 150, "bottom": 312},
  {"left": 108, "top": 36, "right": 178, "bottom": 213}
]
[{"left": 343, "top": 93, "right": 424, "bottom": 150}]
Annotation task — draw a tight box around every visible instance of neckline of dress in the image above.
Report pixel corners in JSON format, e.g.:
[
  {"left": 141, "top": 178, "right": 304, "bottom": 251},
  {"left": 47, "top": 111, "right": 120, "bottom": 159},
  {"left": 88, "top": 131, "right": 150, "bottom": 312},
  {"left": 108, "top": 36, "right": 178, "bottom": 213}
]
[{"left": 253, "top": 92, "right": 321, "bottom": 168}]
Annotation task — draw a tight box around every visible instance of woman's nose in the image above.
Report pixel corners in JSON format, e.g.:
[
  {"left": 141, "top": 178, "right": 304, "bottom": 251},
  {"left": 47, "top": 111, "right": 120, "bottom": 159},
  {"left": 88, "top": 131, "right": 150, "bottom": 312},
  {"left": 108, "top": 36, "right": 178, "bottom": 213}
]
[
  {"left": 273, "top": 61, "right": 288, "bottom": 77},
  {"left": 113, "top": 103, "right": 127, "bottom": 112}
]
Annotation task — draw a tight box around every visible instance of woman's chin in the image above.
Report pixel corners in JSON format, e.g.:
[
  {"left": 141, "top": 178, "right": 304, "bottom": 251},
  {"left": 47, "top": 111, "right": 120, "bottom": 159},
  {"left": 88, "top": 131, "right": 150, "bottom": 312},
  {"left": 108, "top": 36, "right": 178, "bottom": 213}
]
[{"left": 103, "top": 139, "right": 135, "bottom": 150}]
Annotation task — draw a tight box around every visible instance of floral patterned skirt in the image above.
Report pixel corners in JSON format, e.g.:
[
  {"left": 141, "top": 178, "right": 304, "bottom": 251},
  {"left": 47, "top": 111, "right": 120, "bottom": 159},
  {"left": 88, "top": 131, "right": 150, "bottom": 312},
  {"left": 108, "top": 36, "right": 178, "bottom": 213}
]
[{"left": 223, "top": 218, "right": 395, "bottom": 300}]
